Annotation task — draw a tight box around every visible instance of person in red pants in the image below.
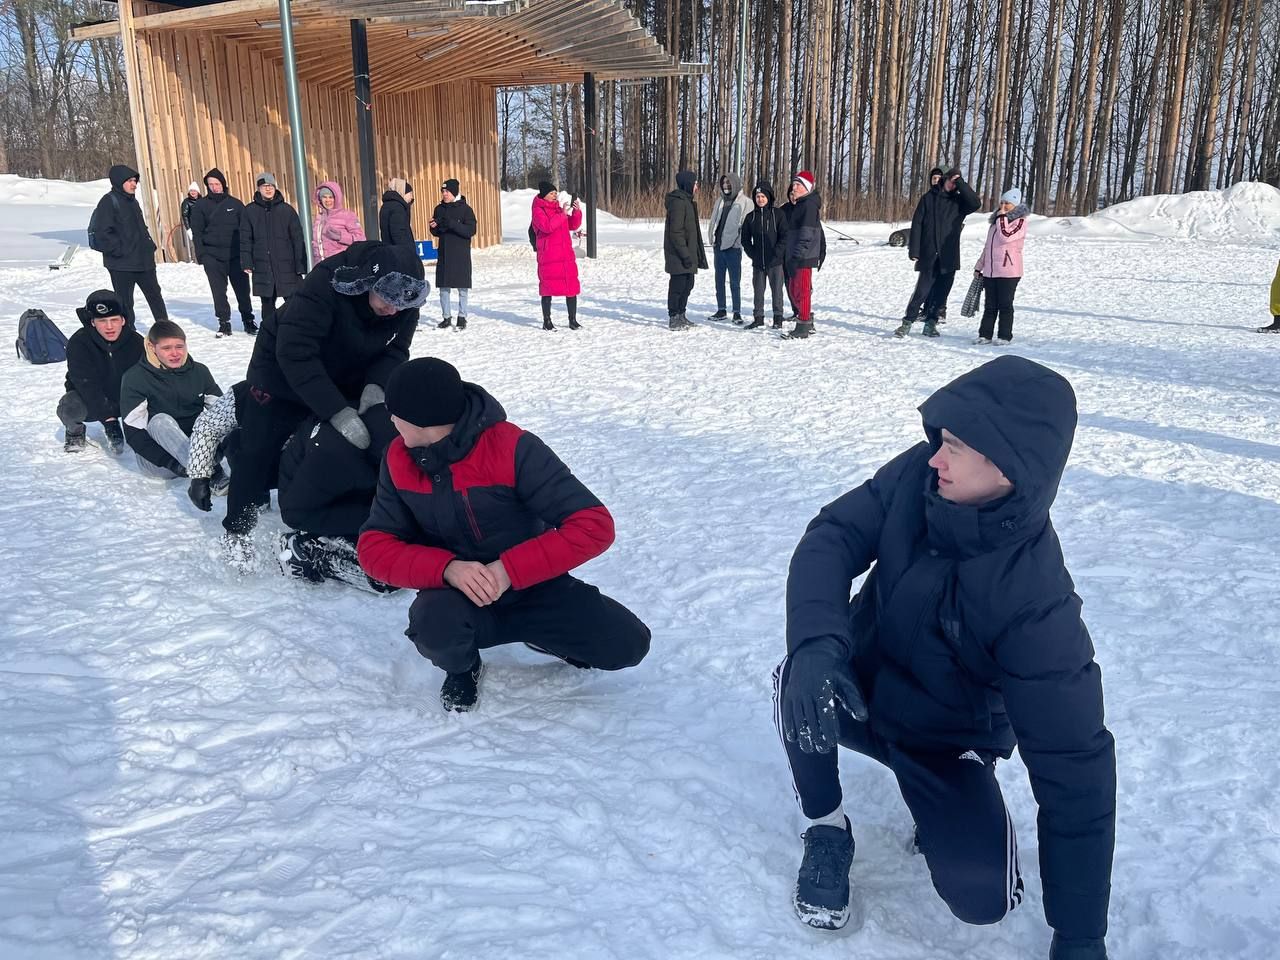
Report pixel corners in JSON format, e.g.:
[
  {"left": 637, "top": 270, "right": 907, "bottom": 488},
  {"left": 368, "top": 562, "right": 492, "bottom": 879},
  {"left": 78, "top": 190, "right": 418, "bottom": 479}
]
[{"left": 781, "top": 170, "right": 826, "bottom": 340}]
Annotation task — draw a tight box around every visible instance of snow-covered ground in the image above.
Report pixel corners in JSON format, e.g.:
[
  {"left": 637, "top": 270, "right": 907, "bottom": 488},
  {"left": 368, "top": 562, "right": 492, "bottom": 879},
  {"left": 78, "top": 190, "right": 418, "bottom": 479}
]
[{"left": 1, "top": 176, "right": 1279, "bottom": 959}]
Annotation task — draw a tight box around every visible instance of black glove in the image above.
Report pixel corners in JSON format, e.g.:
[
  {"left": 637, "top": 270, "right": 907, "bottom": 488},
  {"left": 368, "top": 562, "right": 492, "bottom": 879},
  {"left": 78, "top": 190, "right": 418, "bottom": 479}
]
[
  {"left": 780, "top": 637, "right": 868, "bottom": 754},
  {"left": 1050, "top": 934, "right": 1108, "bottom": 960},
  {"left": 188, "top": 478, "right": 212, "bottom": 512}
]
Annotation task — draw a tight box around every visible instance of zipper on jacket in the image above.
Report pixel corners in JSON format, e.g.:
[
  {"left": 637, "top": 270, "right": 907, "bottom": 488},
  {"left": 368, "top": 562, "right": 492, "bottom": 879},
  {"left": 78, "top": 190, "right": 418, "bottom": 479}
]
[{"left": 460, "top": 492, "right": 483, "bottom": 543}]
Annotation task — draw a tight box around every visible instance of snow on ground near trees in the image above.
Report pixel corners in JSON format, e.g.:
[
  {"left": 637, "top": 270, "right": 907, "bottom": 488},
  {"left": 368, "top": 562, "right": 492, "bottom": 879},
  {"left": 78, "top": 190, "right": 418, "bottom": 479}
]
[{"left": 1, "top": 177, "right": 1278, "bottom": 959}]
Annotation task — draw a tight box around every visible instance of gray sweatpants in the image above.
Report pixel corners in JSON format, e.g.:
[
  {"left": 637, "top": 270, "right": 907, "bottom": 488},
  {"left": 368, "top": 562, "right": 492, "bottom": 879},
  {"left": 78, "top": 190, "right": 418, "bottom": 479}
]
[{"left": 136, "top": 414, "right": 191, "bottom": 479}]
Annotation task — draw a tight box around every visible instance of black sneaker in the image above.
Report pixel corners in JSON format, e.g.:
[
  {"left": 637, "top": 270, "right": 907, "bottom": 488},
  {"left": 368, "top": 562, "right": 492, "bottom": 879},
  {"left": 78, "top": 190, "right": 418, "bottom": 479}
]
[
  {"left": 708, "top": 310, "right": 728, "bottom": 321},
  {"left": 794, "top": 819, "right": 855, "bottom": 930},
  {"left": 524, "top": 642, "right": 591, "bottom": 669},
  {"left": 731, "top": 312, "right": 742, "bottom": 324},
  {"left": 441, "top": 659, "right": 483, "bottom": 712},
  {"left": 64, "top": 426, "right": 87, "bottom": 453},
  {"left": 1257, "top": 317, "right": 1280, "bottom": 333},
  {"left": 103, "top": 420, "right": 125, "bottom": 456},
  {"left": 438, "top": 317, "right": 452, "bottom": 329},
  {"left": 772, "top": 316, "right": 784, "bottom": 329},
  {"left": 457, "top": 316, "right": 467, "bottom": 330},
  {"left": 210, "top": 464, "right": 231, "bottom": 496},
  {"left": 744, "top": 316, "right": 764, "bottom": 329},
  {"left": 242, "top": 318, "right": 259, "bottom": 336},
  {"left": 216, "top": 320, "right": 233, "bottom": 338}
]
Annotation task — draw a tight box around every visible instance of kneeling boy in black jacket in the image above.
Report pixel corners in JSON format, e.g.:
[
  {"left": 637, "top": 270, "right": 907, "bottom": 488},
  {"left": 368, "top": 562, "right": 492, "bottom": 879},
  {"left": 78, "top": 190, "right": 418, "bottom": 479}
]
[
  {"left": 59, "top": 290, "right": 143, "bottom": 454},
  {"left": 776, "top": 355, "right": 1115, "bottom": 960}
]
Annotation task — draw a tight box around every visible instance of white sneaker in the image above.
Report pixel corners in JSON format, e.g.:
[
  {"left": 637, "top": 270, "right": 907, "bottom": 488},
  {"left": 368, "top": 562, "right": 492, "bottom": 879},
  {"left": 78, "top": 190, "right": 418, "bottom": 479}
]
[
  {"left": 996, "top": 337, "right": 1013, "bottom": 346},
  {"left": 972, "top": 336, "right": 992, "bottom": 345}
]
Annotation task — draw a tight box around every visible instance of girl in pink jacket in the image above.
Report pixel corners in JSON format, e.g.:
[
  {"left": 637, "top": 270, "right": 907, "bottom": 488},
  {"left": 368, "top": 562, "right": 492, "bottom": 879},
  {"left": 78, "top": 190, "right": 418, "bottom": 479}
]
[
  {"left": 974, "top": 188, "right": 1028, "bottom": 344},
  {"left": 312, "top": 181, "right": 365, "bottom": 262},
  {"left": 531, "top": 181, "right": 583, "bottom": 330}
]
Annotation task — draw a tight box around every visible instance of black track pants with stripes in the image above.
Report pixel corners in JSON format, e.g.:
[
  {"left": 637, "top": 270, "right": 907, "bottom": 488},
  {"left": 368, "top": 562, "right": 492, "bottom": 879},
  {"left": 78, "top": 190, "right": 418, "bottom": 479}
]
[{"left": 773, "top": 659, "right": 1024, "bottom": 926}]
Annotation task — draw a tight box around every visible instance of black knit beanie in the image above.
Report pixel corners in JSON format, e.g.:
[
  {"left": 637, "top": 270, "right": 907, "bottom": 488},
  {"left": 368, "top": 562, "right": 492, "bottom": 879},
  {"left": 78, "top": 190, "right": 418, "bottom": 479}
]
[
  {"left": 442, "top": 178, "right": 460, "bottom": 196},
  {"left": 537, "top": 180, "right": 557, "bottom": 198},
  {"left": 386, "top": 357, "right": 465, "bottom": 428}
]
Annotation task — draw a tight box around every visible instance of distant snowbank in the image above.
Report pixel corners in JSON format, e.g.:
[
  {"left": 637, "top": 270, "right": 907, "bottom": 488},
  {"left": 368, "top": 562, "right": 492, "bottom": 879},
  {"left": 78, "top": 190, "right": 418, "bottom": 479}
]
[
  {"left": 0, "top": 174, "right": 107, "bottom": 207},
  {"left": 500, "top": 188, "right": 626, "bottom": 237}
]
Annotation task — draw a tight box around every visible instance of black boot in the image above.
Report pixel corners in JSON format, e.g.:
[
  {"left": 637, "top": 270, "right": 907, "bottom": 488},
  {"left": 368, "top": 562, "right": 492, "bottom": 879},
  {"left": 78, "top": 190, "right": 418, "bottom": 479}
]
[
  {"left": 772, "top": 315, "right": 785, "bottom": 329},
  {"left": 1257, "top": 316, "right": 1280, "bottom": 333},
  {"left": 64, "top": 425, "right": 86, "bottom": 453},
  {"left": 103, "top": 419, "right": 125, "bottom": 456},
  {"left": 783, "top": 321, "right": 814, "bottom": 340},
  {"left": 744, "top": 315, "right": 764, "bottom": 329},
  {"left": 568, "top": 316, "right": 581, "bottom": 330},
  {"left": 441, "top": 658, "right": 484, "bottom": 712},
  {"left": 242, "top": 317, "right": 259, "bottom": 336},
  {"left": 731, "top": 311, "right": 743, "bottom": 324},
  {"left": 793, "top": 819, "right": 855, "bottom": 929},
  {"left": 216, "top": 319, "right": 233, "bottom": 338},
  {"left": 542, "top": 317, "right": 556, "bottom": 331},
  {"left": 922, "top": 320, "right": 941, "bottom": 338},
  {"left": 894, "top": 319, "right": 913, "bottom": 338},
  {"left": 438, "top": 316, "right": 452, "bottom": 329},
  {"left": 669, "top": 314, "right": 692, "bottom": 331},
  {"left": 456, "top": 316, "right": 467, "bottom": 330}
]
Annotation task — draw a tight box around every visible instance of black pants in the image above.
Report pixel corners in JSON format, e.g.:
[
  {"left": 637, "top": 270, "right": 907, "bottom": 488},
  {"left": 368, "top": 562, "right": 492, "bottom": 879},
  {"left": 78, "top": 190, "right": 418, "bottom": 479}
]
[
  {"left": 978, "top": 277, "right": 1020, "bottom": 341},
  {"left": 202, "top": 257, "right": 255, "bottom": 323},
  {"left": 773, "top": 659, "right": 1024, "bottom": 927},
  {"left": 223, "top": 390, "right": 307, "bottom": 534},
  {"left": 541, "top": 295, "right": 577, "bottom": 323},
  {"left": 667, "top": 274, "right": 695, "bottom": 315},
  {"left": 406, "top": 574, "right": 651, "bottom": 676},
  {"left": 904, "top": 262, "right": 956, "bottom": 323},
  {"left": 108, "top": 268, "right": 167, "bottom": 325},
  {"left": 56, "top": 390, "right": 89, "bottom": 432},
  {"left": 261, "top": 288, "right": 286, "bottom": 327},
  {"left": 752, "top": 264, "right": 787, "bottom": 319}
]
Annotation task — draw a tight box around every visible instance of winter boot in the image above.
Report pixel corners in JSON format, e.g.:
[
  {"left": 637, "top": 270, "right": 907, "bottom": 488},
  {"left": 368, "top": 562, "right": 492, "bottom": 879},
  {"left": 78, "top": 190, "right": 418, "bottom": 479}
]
[
  {"left": 921, "top": 321, "right": 941, "bottom": 338},
  {"left": 456, "top": 316, "right": 467, "bottom": 331},
  {"left": 64, "top": 425, "right": 87, "bottom": 453},
  {"left": 1257, "top": 316, "right": 1280, "bottom": 333},
  {"left": 524, "top": 642, "right": 591, "bottom": 670},
  {"left": 972, "top": 336, "right": 993, "bottom": 345},
  {"left": 772, "top": 315, "right": 785, "bottom": 329},
  {"left": 783, "top": 321, "right": 814, "bottom": 340},
  {"left": 793, "top": 818, "right": 855, "bottom": 930},
  {"left": 242, "top": 317, "right": 259, "bottom": 336},
  {"left": 893, "top": 319, "right": 913, "bottom": 338},
  {"left": 731, "top": 311, "right": 743, "bottom": 324},
  {"left": 103, "top": 419, "right": 125, "bottom": 456},
  {"left": 543, "top": 317, "right": 556, "bottom": 331},
  {"left": 216, "top": 319, "right": 233, "bottom": 338},
  {"left": 744, "top": 315, "right": 765, "bottom": 329},
  {"left": 669, "top": 314, "right": 692, "bottom": 331},
  {"left": 708, "top": 309, "right": 728, "bottom": 321},
  {"left": 438, "top": 316, "right": 452, "bottom": 329},
  {"left": 441, "top": 658, "right": 484, "bottom": 712},
  {"left": 568, "top": 317, "right": 581, "bottom": 330},
  {"left": 996, "top": 336, "right": 1013, "bottom": 346}
]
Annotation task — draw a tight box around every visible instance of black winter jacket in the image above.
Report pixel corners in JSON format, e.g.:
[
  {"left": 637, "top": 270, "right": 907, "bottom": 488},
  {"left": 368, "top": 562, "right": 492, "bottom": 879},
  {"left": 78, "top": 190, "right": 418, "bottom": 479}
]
[
  {"left": 741, "top": 184, "right": 788, "bottom": 271},
  {"left": 189, "top": 169, "right": 246, "bottom": 264},
  {"left": 908, "top": 177, "right": 982, "bottom": 273},
  {"left": 663, "top": 187, "right": 708, "bottom": 276},
  {"left": 379, "top": 192, "right": 415, "bottom": 249},
  {"left": 63, "top": 313, "right": 144, "bottom": 423},
  {"left": 246, "top": 241, "right": 421, "bottom": 421},
  {"left": 119, "top": 346, "right": 222, "bottom": 473},
  {"left": 240, "top": 191, "right": 307, "bottom": 297},
  {"left": 430, "top": 198, "right": 477, "bottom": 289},
  {"left": 786, "top": 355, "right": 1115, "bottom": 942},
  {"left": 783, "top": 191, "right": 826, "bottom": 271},
  {"left": 88, "top": 165, "right": 157, "bottom": 272}
]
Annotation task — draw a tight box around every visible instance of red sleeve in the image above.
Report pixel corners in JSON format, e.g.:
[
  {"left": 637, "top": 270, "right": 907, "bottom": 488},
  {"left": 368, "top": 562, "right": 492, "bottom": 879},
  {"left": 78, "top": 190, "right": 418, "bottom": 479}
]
[
  {"left": 500, "top": 505, "right": 615, "bottom": 590},
  {"left": 357, "top": 530, "right": 455, "bottom": 590}
]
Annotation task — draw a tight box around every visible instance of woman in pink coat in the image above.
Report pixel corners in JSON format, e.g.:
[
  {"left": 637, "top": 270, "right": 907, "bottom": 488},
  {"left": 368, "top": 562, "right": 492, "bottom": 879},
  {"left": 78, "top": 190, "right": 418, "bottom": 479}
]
[
  {"left": 312, "top": 181, "right": 365, "bottom": 263},
  {"left": 531, "top": 181, "right": 582, "bottom": 330},
  {"left": 973, "top": 187, "right": 1028, "bottom": 345}
]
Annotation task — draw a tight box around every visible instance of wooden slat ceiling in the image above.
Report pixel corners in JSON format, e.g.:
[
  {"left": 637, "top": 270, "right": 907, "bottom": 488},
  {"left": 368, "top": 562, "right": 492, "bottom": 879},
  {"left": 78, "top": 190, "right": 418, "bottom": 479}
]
[{"left": 72, "top": 0, "right": 703, "bottom": 86}]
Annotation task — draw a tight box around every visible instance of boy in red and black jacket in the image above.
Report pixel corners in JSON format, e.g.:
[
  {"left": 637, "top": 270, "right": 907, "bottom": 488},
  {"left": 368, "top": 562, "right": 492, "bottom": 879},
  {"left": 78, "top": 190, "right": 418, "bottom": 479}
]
[{"left": 358, "top": 358, "right": 650, "bottom": 712}]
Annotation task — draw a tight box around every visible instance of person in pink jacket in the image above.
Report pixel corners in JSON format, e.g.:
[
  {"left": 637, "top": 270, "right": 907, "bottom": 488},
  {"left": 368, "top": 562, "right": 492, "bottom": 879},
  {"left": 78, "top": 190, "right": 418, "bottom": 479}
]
[
  {"left": 973, "top": 188, "right": 1029, "bottom": 345},
  {"left": 313, "top": 181, "right": 365, "bottom": 263},
  {"left": 531, "top": 181, "right": 582, "bottom": 330}
]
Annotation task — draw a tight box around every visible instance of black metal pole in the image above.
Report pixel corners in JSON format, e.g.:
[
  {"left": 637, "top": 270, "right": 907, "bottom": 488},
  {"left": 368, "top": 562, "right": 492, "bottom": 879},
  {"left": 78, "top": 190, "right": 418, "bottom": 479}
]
[
  {"left": 584, "top": 72, "right": 598, "bottom": 259},
  {"left": 351, "top": 20, "right": 379, "bottom": 236}
]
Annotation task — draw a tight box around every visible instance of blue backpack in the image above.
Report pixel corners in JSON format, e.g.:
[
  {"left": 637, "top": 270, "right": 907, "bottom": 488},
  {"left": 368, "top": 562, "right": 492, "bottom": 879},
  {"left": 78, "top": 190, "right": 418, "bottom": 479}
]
[{"left": 15, "top": 309, "right": 69, "bottom": 364}]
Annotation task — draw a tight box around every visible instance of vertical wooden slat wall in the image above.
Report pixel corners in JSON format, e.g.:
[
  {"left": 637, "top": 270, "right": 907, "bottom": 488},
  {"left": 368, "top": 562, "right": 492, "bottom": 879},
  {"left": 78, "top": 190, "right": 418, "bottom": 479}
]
[{"left": 133, "top": 23, "right": 503, "bottom": 259}]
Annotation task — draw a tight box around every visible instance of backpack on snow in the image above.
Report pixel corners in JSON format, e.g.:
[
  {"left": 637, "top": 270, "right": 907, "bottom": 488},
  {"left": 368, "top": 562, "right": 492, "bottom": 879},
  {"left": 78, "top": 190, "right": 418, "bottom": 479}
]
[{"left": 15, "top": 309, "right": 69, "bottom": 364}]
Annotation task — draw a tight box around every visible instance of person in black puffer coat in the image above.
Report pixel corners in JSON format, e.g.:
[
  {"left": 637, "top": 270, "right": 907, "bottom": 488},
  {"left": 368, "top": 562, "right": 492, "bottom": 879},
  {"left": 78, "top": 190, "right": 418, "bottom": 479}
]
[
  {"left": 739, "top": 181, "right": 789, "bottom": 330},
  {"left": 87, "top": 164, "right": 168, "bottom": 325},
  {"left": 897, "top": 166, "right": 981, "bottom": 338},
  {"left": 776, "top": 356, "right": 1115, "bottom": 960},
  {"left": 240, "top": 173, "right": 307, "bottom": 329},
  {"left": 223, "top": 241, "right": 427, "bottom": 540},
  {"left": 781, "top": 170, "right": 826, "bottom": 340},
  {"left": 380, "top": 178, "right": 416, "bottom": 249},
  {"left": 663, "top": 170, "right": 707, "bottom": 331},
  {"left": 190, "top": 167, "right": 256, "bottom": 337},
  {"left": 57, "top": 289, "right": 144, "bottom": 455},
  {"left": 429, "top": 178, "right": 477, "bottom": 329}
]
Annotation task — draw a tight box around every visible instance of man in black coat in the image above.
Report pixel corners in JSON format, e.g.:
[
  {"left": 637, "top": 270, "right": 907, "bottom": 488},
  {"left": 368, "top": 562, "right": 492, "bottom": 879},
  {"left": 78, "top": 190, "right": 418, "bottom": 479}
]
[
  {"left": 739, "top": 181, "right": 789, "bottom": 330},
  {"left": 222, "top": 241, "right": 428, "bottom": 543},
  {"left": 663, "top": 170, "right": 707, "bottom": 331},
  {"left": 190, "top": 168, "right": 257, "bottom": 337},
  {"left": 87, "top": 164, "right": 168, "bottom": 325},
  {"left": 781, "top": 170, "right": 827, "bottom": 340},
  {"left": 896, "top": 166, "right": 981, "bottom": 338},
  {"left": 429, "top": 178, "right": 477, "bottom": 329},
  {"left": 57, "top": 289, "right": 143, "bottom": 455},
  {"left": 776, "top": 356, "right": 1115, "bottom": 960},
  {"left": 380, "top": 178, "right": 416, "bottom": 249},
  {"left": 240, "top": 173, "right": 307, "bottom": 329}
]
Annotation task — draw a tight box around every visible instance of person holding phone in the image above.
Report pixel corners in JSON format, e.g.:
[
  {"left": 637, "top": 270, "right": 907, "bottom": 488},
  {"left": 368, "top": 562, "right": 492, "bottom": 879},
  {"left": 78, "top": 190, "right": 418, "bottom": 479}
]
[{"left": 531, "top": 182, "right": 582, "bottom": 331}]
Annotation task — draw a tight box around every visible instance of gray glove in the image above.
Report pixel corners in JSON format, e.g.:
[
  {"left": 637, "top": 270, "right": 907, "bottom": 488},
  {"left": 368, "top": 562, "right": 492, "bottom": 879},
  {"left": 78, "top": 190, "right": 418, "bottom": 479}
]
[
  {"left": 330, "top": 407, "right": 370, "bottom": 450},
  {"left": 357, "top": 383, "right": 385, "bottom": 414}
]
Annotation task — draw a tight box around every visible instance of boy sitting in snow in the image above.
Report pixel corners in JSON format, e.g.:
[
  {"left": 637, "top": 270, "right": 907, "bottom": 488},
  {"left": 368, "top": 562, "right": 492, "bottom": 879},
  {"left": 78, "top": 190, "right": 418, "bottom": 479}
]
[
  {"left": 775, "top": 355, "right": 1115, "bottom": 960},
  {"left": 58, "top": 290, "right": 143, "bottom": 454},
  {"left": 358, "top": 357, "right": 651, "bottom": 712}
]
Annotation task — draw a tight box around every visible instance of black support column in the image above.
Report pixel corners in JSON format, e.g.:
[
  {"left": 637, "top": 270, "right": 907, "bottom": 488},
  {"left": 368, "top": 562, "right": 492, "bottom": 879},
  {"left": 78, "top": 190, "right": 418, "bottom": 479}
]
[
  {"left": 351, "top": 20, "right": 379, "bottom": 235},
  {"left": 584, "top": 73, "right": 598, "bottom": 259}
]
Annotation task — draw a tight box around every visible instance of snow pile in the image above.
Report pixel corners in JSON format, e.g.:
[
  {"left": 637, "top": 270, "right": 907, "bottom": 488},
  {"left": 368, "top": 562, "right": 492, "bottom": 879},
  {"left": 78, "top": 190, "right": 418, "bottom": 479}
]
[
  {"left": 0, "top": 174, "right": 107, "bottom": 208},
  {"left": 1034, "top": 182, "right": 1280, "bottom": 244}
]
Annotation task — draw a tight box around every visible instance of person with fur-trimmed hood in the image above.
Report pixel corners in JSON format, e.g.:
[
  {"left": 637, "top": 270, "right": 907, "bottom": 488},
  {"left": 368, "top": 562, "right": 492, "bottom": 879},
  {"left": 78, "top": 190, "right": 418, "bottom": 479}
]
[
  {"left": 739, "top": 181, "right": 789, "bottom": 330},
  {"left": 781, "top": 170, "right": 826, "bottom": 340},
  {"left": 973, "top": 188, "right": 1030, "bottom": 345},
  {"left": 896, "top": 166, "right": 981, "bottom": 338},
  {"left": 663, "top": 171, "right": 707, "bottom": 331},
  {"left": 707, "top": 172, "right": 753, "bottom": 323},
  {"left": 240, "top": 172, "right": 307, "bottom": 329},
  {"left": 358, "top": 357, "right": 651, "bottom": 713},
  {"left": 222, "top": 241, "right": 428, "bottom": 549},
  {"left": 58, "top": 289, "right": 144, "bottom": 454},
  {"left": 380, "top": 178, "right": 416, "bottom": 250},
  {"left": 190, "top": 167, "right": 257, "bottom": 337},
  {"left": 775, "top": 355, "right": 1114, "bottom": 960}
]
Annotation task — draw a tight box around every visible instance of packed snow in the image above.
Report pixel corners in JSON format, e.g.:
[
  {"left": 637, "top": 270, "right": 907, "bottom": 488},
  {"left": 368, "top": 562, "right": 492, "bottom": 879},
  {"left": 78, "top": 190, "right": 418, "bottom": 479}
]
[{"left": 1, "top": 176, "right": 1278, "bottom": 960}]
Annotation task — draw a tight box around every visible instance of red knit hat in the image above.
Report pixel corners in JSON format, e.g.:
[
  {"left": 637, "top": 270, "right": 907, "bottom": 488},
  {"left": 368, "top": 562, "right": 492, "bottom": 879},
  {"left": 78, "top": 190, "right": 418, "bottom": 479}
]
[{"left": 793, "top": 170, "right": 816, "bottom": 193}]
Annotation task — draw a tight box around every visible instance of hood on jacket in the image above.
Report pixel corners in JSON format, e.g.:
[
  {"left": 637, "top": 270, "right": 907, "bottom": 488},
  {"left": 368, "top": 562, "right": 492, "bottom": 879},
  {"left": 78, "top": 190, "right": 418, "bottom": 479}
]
[
  {"left": 204, "top": 168, "right": 227, "bottom": 193},
  {"left": 719, "top": 172, "right": 743, "bottom": 197},
  {"left": 918, "top": 355, "right": 1076, "bottom": 529},
  {"left": 316, "top": 180, "right": 346, "bottom": 209},
  {"left": 382, "top": 189, "right": 410, "bottom": 206},
  {"left": 675, "top": 170, "right": 697, "bottom": 194},
  {"left": 752, "top": 181, "right": 776, "bottom": 206},
  {"left": 109, "top": 164, "right": 140, "bottom": 192},
  {"left": 408, "top": 383, "right": 507, "bottom": 474},
  {"left": 990, "top": 202, "right": 1030, "bottom": 224},
  {"left": 141, "top": 337, "right": 195, "bottom": 374}
]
